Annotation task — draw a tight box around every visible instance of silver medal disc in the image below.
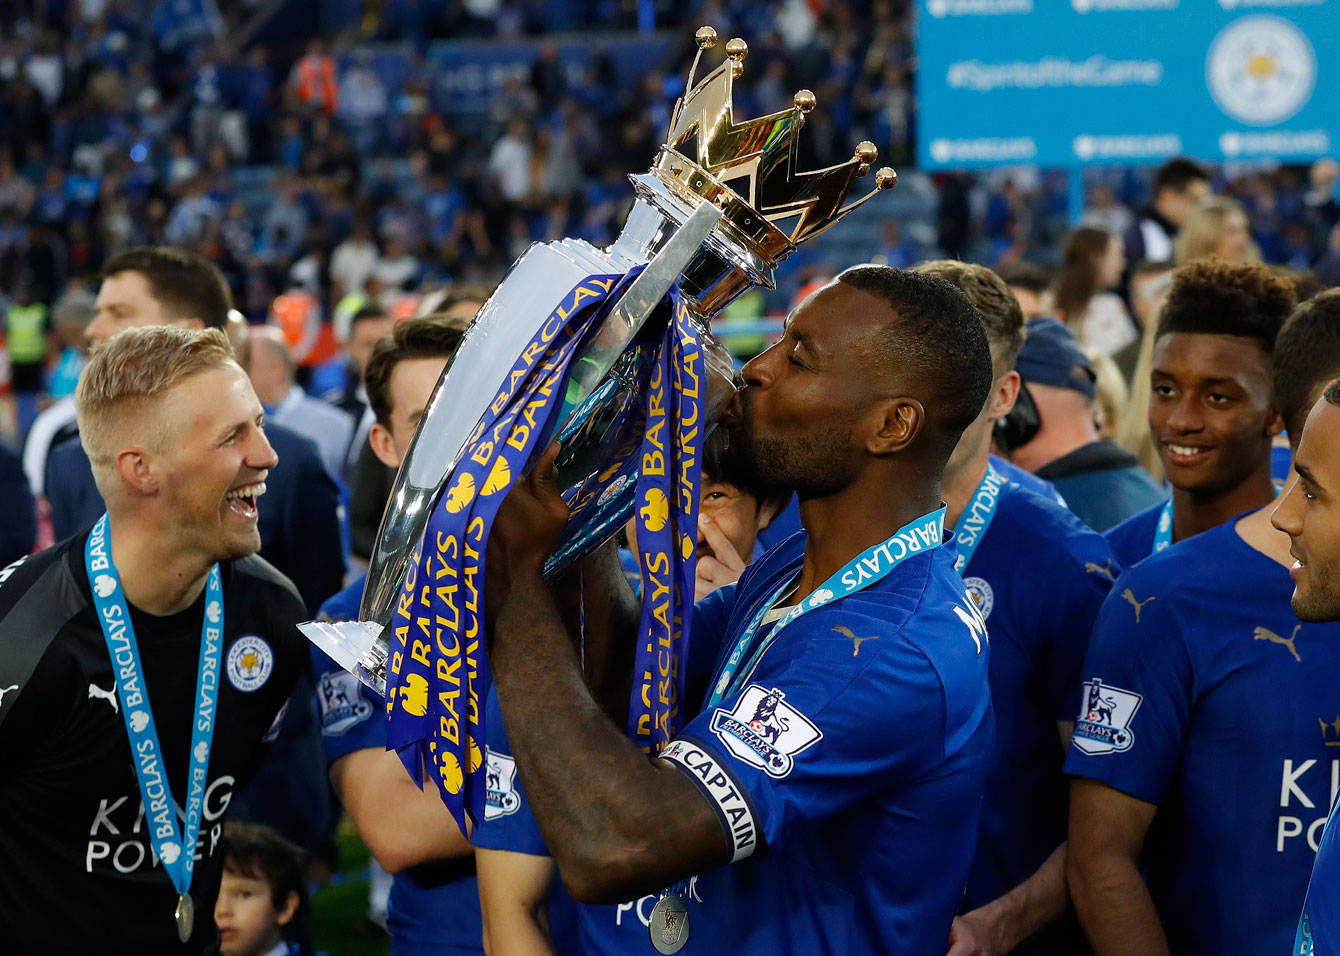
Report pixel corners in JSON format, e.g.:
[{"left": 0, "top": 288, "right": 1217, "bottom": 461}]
[
  {"left": 649, "top": 894, "right": 690, "bottom": 954},
  {"left": 175, "top": 891, "right": 194, "bottom": 943}
]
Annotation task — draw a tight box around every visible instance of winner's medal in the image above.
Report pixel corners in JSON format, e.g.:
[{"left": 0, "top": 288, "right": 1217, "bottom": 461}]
[
  {"left": 175, "top": 892, "right": 194, "bottom": 942},
  {"left": 649, "top": 893, "right": 690, "bottom": 954}
]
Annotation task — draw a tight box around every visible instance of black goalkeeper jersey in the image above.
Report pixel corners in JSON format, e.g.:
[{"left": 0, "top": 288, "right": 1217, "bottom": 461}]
[{"left": 0, "top": 529, "right": 307, "bottom": 953}]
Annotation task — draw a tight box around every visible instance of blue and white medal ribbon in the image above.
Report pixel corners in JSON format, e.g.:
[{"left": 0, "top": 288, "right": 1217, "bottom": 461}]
[
  {"left": 1152, "top": 499, "right": 1174, "bottom": 555},
  {"left": 85, "top": 513, "right": 222, "bottom": 942},
  {"left": 953, "top": 465, "right": 1005, "bottom": 574},
  {"left": 706, "top": 507, "right": 947, "bottom": 711},
  {"left": 1295, "top": 797, "right": 1340, "bottom": 955}
]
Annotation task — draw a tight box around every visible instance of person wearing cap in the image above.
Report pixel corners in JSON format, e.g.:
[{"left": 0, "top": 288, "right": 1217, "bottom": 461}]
[{"left": 1005, "top": 317, "right": 1166, "bottom": 532}]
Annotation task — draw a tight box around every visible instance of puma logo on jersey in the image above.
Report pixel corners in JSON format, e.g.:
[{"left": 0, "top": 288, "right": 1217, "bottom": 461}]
[
  {"left": 1085, "top": 560, "right": 1116, "bottom": 581},
  {"left": 1122, "top": 589, "right": 1155, "bottom": 623},
  {"left": 1254, "top": 624, "right": 1302, "bottom": 663},
  {"left": 88, "top": 682, "right": 119, "bottom": 714},
  {"left": 832, "top": 625, "right": 879, "bottom": 657},
  {"left": 0, "top": 684, "right": 17, "bottom": 708}
]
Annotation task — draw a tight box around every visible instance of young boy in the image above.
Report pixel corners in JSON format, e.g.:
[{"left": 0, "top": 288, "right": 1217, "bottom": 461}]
[{"left": 215, "top": 823, "right": 307, "bottom": 956}]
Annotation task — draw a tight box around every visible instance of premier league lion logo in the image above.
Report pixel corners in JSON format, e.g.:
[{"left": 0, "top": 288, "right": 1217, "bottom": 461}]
[
  {"left": 712, "top": 685, "right": 822, "bottom": 778},
  {"left": 1072, "top": 678, "right": 1143, "bottom": 755}
]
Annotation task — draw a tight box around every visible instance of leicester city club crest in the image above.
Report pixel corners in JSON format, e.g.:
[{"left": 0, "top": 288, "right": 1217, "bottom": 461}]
[{"left": 1072, "top": 678, "right": 1143, "bottom": 755}]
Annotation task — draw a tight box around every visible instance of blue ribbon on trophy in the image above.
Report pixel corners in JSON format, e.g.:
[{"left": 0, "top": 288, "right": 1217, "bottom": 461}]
[
  {"left": 385, "top": 269, "right": 705, "bottom": 827},
  {"left": 629, "top": 296, "right": 704, "bottom": 754}
]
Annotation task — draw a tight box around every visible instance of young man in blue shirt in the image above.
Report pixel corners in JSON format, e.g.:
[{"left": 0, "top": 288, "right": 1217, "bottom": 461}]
[
  {"left": 310, "top": 317, "right": 484, "bottom": 956},
  {"left": 1105, "top": 259, "right": 1294, "bottom": 566},
  {"left": 915, "top": 261, "right": 1119, "bottom": 956},
  {"left": 1065, "top": 288, "right": 1340, "bottom": 956},
  {"left": 486, "top": 266, "right": 997, "bottom": 954},
  {"left": 1270, "top": 290, "right": 1340, "bottom": 954}
]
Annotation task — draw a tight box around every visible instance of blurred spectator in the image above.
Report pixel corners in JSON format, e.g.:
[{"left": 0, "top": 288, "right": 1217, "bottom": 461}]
[
  {"left": 1086, "top": 348, "right": 1130, "bottom": 442},
  {"left": 0, "top": 442, "right": 36, "bottom": 565},
  {"left": 338, "top": 53, "right": 388, "bottom": 155},
  {"left": 5, "top": 285, "right": 49, "bottom": 436},
  {"left": 488, "top": 119, "right": 533, "bottom": 205},
  {"left": 372, "top": 236, "right": 419, "bottom": 292},
  {"left": 1009, "top": 317, "right": 1166, "bottom": 531},
  {"left": 249, "top": 325, "right": 355, "bottom": 480},
  {"left": 1123, "top": 157, "right": 1210, "bottom": 265},
  {"left": 1174, "top": 195, "right": 1259, "bottom": 265},
  {"left": 289, "top": 40, "right": 338, "bottom": 116},
  {"left": 1113, "top": 259, "right": 1174, "bottom": 382},
  {"left": 1054, "top": 226, "right": 1136, "bottom": 355},
  {"left": 995, "top": 262, "right": 1054, "bottom": 319}
]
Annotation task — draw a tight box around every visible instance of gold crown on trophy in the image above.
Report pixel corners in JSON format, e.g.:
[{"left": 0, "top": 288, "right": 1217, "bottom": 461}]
[{"left": 651, "top": 25, "right": 897, "bottom": 262}]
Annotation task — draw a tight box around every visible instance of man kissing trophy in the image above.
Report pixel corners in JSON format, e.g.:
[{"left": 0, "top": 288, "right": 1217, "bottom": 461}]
[{"left": 302, "top": 26, "right": 898, "bottom": 834}]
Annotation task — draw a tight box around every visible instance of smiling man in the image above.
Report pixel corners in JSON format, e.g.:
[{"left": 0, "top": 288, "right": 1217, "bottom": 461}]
[
  {"left": 1105, "top": 259, "right": 1295, "bottom": 566},
  {"left": 1066, "top": 290, "right": 1340, "bottom": 956},
  {"left": 0, "top": 326, "right": 308, "bottom": 952},
  {"left": 484, "top": 265, "right": 996, "bottom": 953}
]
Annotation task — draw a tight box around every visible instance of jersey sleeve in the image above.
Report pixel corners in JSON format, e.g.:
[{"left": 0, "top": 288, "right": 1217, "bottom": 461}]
[
  {"left": 662, "top": 609, "right": 952, "bottom": 861},
  {"left": 471, "top": 688, "right": 551, "bottom": 856},
  {"left": 1062, "top": 574, "right": 1194, "bottom": 806},
  {"left": 1038, "top": 536, "right": 1121, "bottom": 723},
  {"left": 310, "top": 644, "right": 385, "bottom": 764}
]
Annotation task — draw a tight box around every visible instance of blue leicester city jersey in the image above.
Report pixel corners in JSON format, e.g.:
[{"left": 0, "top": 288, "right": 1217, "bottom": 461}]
[
  {"left": 472, "top": 578, "right": 732, "bottom": 956},
  {"left": 659, "top": 532, "right": 994, "bottom": 956},
  {"left": 1104, "top": 500, "right": 1164, "bottom": 568},
  {"left": 470, "top": 689, "right": 581, "bottom": 955},
  {"left": 958, "top": 482, "right": 1118, "bottom": 954},
  {"left": 313, "top": 578, "right": 484, "bottom": 956},
  {"left": 1064, "top": 518, "right": 1340, "bottom": 955},
  {"left": 990, "top": 454, "right": 1065, "bottom": 507}
]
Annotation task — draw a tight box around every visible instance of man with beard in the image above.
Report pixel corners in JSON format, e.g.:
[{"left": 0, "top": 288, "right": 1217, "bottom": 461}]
[
  {"left": 1273, "top": 293, "right": 1340, "bottom": 955},
  {"left": 484, "top": 265, "right": 996, "bottom": 952}
]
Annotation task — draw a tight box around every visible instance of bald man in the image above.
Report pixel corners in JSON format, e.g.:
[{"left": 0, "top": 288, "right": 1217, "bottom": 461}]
[{"left": 247, "top": 326, "right": 355, "bottom": 480}]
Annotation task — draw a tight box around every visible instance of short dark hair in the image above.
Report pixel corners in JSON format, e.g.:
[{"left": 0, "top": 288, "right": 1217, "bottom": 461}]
[
  {"left": 364, "top": 315, "right": 465, "bottom": 428},
  {"left": 1273, "top": 289, "right": 1340, "bottom": 440},
  {"left": 1153, "top": 158, "right": 1209, "bottom": 196},
  {"left": 835, "top": 264, "right": 994, "bottom": 447},
  {"left": 993, "top": 262, "right": 1053, "bottom": 295},
  {"left": 914, "top": 260, "right": 1026, "bottom": 375},
  {"left": 1156, "top": 258, "right": 1295, "bottom": 353},
  {"left": 350, "top": 304, "right": 389, "bottom": 330},
  {"left": 221, "top": 822, "right": 307, "bottom": 916},
  {"left": 102, "top": 246, "right": 233, "bottom": 329}
]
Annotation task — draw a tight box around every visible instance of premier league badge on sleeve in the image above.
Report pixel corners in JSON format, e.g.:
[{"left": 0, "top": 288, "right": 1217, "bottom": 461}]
[
  {"left": 711, "top": 685, "right": 822, "bottom": 778},
  {"left": 483, "top": 749, "right": 522, "bottom": 821},
  {"left": 1072, "top": 678, "right": 1143, "bottom": 755},
  {"left": 316, "top": 670, "right": 373, "bottom": 735}
]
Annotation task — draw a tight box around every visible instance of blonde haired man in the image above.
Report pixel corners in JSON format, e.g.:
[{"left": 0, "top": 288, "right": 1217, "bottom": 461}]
[{"left": 0, "top": 326, "right": 309, "bottom": 954}]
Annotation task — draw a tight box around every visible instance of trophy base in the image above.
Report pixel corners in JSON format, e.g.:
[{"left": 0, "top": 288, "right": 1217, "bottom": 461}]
[{"left": 300, "top": 619, "right": 389, "bottom": 697}]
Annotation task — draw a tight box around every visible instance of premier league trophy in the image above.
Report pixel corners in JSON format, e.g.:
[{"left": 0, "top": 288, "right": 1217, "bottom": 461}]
[{"left": 301, "top": 26, "right": 897, "bottom": 833}]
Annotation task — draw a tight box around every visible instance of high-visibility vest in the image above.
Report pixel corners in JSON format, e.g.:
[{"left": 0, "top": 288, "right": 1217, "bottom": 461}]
[
  {"left": 5, "top": 303, "right": 47, "bottom": 364},
  {"left": 295, "top": 56, "right": 337, "bottom": 112}
]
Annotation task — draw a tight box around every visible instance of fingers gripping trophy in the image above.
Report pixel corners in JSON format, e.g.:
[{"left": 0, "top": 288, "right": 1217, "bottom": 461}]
[{"left": 301, "top": 25, "right": 898, "bottom": 832}]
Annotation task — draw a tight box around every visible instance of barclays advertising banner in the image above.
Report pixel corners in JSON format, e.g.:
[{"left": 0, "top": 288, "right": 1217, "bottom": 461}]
[{"left": 916, "top": 0, "right": 1338, "bottom": 168}]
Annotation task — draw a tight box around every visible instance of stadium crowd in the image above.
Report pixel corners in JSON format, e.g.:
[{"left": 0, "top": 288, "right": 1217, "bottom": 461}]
[{"left": 2, "top": 3, "right": 1340, "bottom": 956}]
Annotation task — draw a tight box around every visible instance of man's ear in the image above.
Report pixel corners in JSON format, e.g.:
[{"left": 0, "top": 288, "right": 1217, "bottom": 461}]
[
  {"left": 754, "top": 494, "right": 785, "bottom": 532},
  {"left": 276, "top": 889, "right": 300, "bottom": 927},
  {"left": 987, "top": 370, "right": 1021, "bottom": 424},
  {"left": 114, "top": 447, "right": 157, "bottom": 495},
  {"left": 368, "top": 423, "right": 402, "bottom": 470},
  {"left": 865, "top": 398, "right": 924, "bottom": 455},
  {"left": 1265, "top": 405, "right": 1285, "bottom": 439}
]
